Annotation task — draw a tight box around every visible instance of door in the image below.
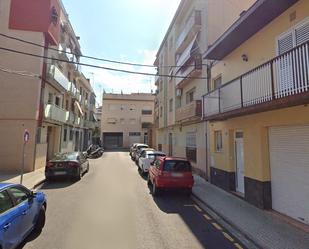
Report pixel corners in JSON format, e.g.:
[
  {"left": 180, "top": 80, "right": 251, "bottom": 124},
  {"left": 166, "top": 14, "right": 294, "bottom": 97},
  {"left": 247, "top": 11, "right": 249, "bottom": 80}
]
[
  {"left": 269, "top": 125, "right": 309, "bottom": 224},
  {"left": 47, "top": 126, "right": 55, "bottom": 160},
  {"left": 0, "top": 190, "right": 20, "bottom": 249},
  {"left": 8, "top": 186, "right": 37, "bottom": 239},
  {"left": 235, "top": 131, "right": 245, "bottom": 193}
]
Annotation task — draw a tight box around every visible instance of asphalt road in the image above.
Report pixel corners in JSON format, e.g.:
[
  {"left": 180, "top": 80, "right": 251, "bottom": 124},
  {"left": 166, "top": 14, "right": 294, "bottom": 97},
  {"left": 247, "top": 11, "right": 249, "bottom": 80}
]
[{"left": 20, "top": 151, "right": 246, "bottom": 249}]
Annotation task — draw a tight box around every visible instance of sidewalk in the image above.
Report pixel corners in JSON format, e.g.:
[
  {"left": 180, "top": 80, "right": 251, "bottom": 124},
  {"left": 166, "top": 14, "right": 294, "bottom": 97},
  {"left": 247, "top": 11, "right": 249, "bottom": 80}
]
[
  {"left": 192, "top": 175, "right": 309, "bottom": 249},
  {"left": 0, "top": 168, "right": 45, "bottom": 190}
]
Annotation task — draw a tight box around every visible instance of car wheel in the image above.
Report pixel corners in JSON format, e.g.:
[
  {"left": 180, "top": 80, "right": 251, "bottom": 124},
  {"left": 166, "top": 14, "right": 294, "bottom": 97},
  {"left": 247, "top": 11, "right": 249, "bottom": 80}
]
[
  {"left": 86, "top": 164, "right": 89, "bottom": 173},
  {"left": 34, "top": 206, "right": 46, "bottom": 232},
  {"left": 75, "top": 168, "right": 82, "bottom": 181}
]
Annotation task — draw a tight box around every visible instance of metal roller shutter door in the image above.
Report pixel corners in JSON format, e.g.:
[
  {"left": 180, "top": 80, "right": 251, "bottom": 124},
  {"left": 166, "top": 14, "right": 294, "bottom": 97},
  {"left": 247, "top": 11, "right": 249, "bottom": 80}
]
[{"left": 269, "top": 125, "right": 309, "bottom": 224}]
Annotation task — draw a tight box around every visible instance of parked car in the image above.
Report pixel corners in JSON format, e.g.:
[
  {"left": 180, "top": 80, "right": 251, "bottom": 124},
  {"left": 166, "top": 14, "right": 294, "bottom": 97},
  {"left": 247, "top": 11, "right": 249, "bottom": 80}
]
[
  {"left": 84, "top": 144, "right": 104, "bottom": 159},
  {"left": 131, "top": 144, "right": 149, "bottom": 161},
  {"left": 148, "top": 157, "right": 194, "bottom": 196},
  {"left": 129, "top": 143, "right": 139, "bottom": 157},
  {"left": 45, "top": 152, "right": 89, "bottom": 181},
  {"left": 0, "top": 183, "right": 46, "bottom": 249},
  {"left": 138, "top": 150, "right": 166, "bottom": 174},
  {"left": 135, "top": 148, "right": 154, "bottom": 164}
]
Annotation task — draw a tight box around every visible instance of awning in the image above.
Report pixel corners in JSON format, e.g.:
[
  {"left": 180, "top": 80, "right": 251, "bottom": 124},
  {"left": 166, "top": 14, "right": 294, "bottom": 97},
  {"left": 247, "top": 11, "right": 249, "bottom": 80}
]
[
  {"left": 74, "top": 101, "right": 84, "bottom": 116},
  {"left": 204, "top": 0, "right": 299, "bottom": 60},
  {"left": 176, "top": 34, "right": 199, "bottom": 68}
]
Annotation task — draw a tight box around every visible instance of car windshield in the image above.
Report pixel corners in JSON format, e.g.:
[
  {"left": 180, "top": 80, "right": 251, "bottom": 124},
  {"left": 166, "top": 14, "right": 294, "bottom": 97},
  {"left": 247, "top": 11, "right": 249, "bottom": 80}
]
[
  {"left": 148, "top": 153, "right": 165, "bottom": 159},
  {"left": 52, "top": 153, "right": 78, "bottom": 161},
  {"left": 163, "top": 160, "right": 191, "bottom": 172}
]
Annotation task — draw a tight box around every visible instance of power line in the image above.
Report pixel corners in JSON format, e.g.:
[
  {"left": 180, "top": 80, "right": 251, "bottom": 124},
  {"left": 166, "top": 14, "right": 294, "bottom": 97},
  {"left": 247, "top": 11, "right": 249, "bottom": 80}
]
[
  {"left": 0, "top": 66, "right": 41, "bottom": 78},
  {"left": 0, "top": 33, "right": 208, "bottom": 69},
  {"left": 0, "top": 46, "right": 208, "bottom": 80}
]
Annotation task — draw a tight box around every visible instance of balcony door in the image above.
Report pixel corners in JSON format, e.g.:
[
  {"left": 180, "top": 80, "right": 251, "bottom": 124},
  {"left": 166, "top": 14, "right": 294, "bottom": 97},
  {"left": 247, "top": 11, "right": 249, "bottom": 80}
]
[{"left": 235, "top": 131, "right": 245, "bottom": 194}]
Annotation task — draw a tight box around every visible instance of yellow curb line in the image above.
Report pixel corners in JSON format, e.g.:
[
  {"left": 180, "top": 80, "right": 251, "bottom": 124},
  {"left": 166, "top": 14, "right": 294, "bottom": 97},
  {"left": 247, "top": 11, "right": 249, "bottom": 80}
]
[
  {"left": 234, "top": 243, "right": 243, "bottom": 249},
  {"left": 211, "top": 222, "right": 223, "bottom": 231},
  {"left": 203, "top": 214, "right": 211, "bottom": 220},
  {"left": 222, "top": 232, "right": 234, "bottom": 242}
]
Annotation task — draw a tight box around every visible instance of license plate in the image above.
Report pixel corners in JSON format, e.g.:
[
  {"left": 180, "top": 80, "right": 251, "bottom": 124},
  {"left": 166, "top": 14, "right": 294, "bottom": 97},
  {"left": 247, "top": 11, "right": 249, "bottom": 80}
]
[
  {"left": 54, "top": 171, "right": 66, "bottom": 176},
  {"left": 171, "top": 172, "right": 183, "bottom": 178}
]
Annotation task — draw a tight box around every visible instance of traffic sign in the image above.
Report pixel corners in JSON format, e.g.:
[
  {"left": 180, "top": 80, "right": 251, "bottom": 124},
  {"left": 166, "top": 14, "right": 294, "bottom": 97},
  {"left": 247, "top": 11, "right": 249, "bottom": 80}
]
[{"left": 23, "top": 129, "right": 30, "bottom": 143}]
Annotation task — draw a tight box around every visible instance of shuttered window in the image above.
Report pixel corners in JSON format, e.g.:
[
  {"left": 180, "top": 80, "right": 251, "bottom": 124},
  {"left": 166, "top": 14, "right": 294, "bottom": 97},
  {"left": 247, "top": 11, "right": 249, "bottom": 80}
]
[
  {"left": 295, "top": 20, "right": 309, "bottom": 46},
  {"left": 278, "top": 32, "right": 293, "bottom": 55},
  {"left": 186, "top": 132, "right": 197, "bottom": 162}
]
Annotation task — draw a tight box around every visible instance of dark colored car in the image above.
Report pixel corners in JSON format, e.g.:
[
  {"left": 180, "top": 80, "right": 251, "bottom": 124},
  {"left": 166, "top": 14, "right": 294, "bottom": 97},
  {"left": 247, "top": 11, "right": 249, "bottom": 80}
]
[
  {"left": 45, "top": 152, "right": 89, "bottom": 181},
  {"left": 0, "top": 183, "right": 46, "bottom": 249},
  {"left": 148, "top": 157, "right": 194, "bottom": 196}
]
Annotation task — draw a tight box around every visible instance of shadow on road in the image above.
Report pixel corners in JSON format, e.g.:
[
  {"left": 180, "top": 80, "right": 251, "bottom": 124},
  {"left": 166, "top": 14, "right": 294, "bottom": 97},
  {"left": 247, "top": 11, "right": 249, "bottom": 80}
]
[
  {"left": 147, "top": 184, "right": 242, "bottom": 249},
  {"left": 40, "top": 180, "right": 76, "bottom": 190},
  {"left": 16, "top": 228, "right": 42, "bottom": 249}
]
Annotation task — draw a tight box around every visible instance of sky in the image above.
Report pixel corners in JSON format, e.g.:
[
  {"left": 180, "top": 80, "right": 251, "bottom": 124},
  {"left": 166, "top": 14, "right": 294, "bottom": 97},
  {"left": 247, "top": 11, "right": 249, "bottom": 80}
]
[{"left": 61, "top": 0, "right": 182, "bottom": 105}]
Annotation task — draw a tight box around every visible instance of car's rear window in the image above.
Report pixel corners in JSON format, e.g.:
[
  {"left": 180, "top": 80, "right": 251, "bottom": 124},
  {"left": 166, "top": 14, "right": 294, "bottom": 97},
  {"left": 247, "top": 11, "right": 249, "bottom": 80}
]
[
  {"left": 163, "top": 160, "right": 191, "bottom": 172},
  {"left": 53, "top": 153, "right": 78, "bottom": 161}
]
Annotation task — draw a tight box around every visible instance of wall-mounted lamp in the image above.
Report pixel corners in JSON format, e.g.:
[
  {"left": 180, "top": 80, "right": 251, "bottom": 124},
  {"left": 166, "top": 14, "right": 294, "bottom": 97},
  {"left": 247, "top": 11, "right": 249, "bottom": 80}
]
[{"left": 242, "top": 54, "right": 248, "bottom": 62}]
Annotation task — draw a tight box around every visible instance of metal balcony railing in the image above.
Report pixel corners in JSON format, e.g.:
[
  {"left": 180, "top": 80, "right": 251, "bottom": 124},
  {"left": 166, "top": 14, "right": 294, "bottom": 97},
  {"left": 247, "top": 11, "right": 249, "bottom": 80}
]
[
  {"left": 203, "top": 42, "right": 309, "bottom": 119},
  {"left": 175, "top": 55, "right": 202, "bottom": 87},
  {"left": 44, "top": 104, "right": 66, "bottom": 123}
]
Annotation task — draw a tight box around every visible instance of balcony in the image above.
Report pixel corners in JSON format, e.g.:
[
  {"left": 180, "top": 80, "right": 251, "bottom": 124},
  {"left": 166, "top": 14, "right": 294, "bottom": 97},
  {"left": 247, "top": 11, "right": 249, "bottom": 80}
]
[
  {"left": 175, "top": 100, "right": 202, "bottom": 123},
  {"left": 203, "top": 42, "right": 309, "bottom": 120},
  {"left": 67, "top": 82, "right": 77, "bottom": 96},
  {"left": 175, "top": 55, "right": 202, "bottom": 88},
  {"left": 176, "top": 10, "right": 201, "bottom": 54},
  {"left": 44, "top": 104, "right": 66, "bottom": 123},
  {"left": 47, "top": 65, "right": 69, "bottom": 90},
  {"left": 84, "top": 120, "right": 96, "bottom": 129},
  {"left": 66, "top": 111, "right": 75, "bottom": 125}
]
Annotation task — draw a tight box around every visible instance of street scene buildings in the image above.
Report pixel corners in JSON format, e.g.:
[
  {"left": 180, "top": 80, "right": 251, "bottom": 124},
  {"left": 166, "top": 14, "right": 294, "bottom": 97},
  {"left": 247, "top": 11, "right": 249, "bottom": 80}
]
[{"left": 0, "top": 0, "right": 309, "bottom": 248}]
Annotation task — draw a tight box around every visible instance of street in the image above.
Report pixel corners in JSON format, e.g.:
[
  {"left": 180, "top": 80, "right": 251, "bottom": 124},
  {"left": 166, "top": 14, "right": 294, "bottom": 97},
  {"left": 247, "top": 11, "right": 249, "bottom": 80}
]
[{"left": 20, "top": 152, "right": 246, "bottom": 249}]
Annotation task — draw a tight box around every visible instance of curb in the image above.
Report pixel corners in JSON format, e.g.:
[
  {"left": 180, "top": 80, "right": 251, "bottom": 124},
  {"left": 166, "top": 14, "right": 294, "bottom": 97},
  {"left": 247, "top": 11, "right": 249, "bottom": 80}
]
[
  {"left": 32, "top": 178, "right": 46, "bottom": 190},
  {"left": 191, "top": 192, "right": 263, "bottom": 249}
]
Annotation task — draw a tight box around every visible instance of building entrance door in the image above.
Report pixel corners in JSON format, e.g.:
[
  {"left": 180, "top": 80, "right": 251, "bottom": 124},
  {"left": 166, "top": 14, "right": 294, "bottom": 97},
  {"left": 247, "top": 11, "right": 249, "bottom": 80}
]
[{"left": 235, "top": 131, "right": 245, "bottom": 193}]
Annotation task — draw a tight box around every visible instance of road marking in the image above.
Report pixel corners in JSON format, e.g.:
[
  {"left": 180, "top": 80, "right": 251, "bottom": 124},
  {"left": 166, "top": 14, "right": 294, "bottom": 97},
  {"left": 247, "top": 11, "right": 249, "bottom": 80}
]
[
  {"left": 211, "top": 222, "right": 223, "bottom": 230},
  {"left": 194, "top": 205, "right": 202, "bottom": 212},
  {"left": 203, "top": 214, "right": 211, "bottom": 220},
  {"left": 234, "top": 243, "right": 243, "bottom": 249},
  {"left": 222, "top": 232, "right": 234, "bottom": 242}
]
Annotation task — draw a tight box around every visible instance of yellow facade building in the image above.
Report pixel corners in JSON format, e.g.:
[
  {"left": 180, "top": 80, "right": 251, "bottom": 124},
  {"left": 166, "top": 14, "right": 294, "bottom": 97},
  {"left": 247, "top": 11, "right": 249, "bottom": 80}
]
[{"left": 203, "top": 0, "right": 309, "bottom": 224}]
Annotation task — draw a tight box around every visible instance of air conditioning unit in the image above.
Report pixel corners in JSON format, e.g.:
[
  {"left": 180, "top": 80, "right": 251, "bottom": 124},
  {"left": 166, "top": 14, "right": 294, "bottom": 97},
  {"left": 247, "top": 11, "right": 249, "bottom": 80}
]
[{"left": 176, "top": 89, "right": 182, "bottom": 97}]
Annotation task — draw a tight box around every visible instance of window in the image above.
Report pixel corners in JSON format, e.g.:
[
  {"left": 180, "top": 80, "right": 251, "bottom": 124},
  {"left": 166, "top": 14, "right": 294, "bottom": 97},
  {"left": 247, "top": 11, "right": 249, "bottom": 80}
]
[
  {"left": 129, "top": 132, "right": 141, "bottom": 136},
  {"left": 63, "top": 128, "right": 67, "bottom": 142},
  {"left": 215, "top": 131, "right": 223, "bottom": 152},
  {"left": 129, "top": 105, "right": 136, "bottom": 111},
  {"left": 142, "top": 110, "right": 152, "bottom": 115},
  {"left": 169, "top": 99, "right": 173, "bottom": 112},
  {"left": 48, "top": 93, "right": 53, "bottom": 104},
  {"left": 65, "top": 100, "right": 69, "bottom": 110},
  {"left": 9, "top": 187, "right": 29, "bottom": 205},
  {"left": 160, "top": 106, "right": 163, "bottom": 117},
  {"left": 68, "top": 72, "right": 71, "bottom": 81},
  {"left": 163, "top": 160, "right": 191, "bottom": 172},
  {"left": 213, "top": 76, "right": 222, "bottom": 90},
  {"left": 107, "top": 118, "right": 117, "bottom": 124},
  {"left": 186, "top": 89, "right": 195, "bottom": 104},
  {"left": 70, "top": 129, "right": 74, "bottom": 141},
  {"left": 0, "top": 191, "right": 14, "bottom": 214},
  {"left": 55, "top": 96, "right": 60, "bottom": 107},
  {"left": 120, "top": 118, "right": 125, "bottom": 125},
  {"left": 186, "top": 132, "right": 197, "bottom": 162}
]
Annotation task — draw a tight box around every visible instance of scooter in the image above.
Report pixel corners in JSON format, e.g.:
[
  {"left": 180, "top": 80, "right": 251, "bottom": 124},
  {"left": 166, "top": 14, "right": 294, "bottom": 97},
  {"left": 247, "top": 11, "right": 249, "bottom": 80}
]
[{"left": 84, "top": 144, "right": 104, "bottom": 159}]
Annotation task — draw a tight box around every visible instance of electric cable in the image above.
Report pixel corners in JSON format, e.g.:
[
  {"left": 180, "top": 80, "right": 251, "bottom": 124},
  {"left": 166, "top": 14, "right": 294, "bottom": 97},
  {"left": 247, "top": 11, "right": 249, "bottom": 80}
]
[{"left": 0, "top": 46, "right": 208, "bottom": 80}]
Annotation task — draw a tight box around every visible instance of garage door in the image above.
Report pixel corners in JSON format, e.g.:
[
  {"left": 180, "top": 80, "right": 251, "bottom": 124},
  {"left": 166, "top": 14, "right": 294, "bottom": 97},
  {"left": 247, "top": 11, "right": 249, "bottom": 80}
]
[
  {"left": 103, "top": 133, "right": 123, "bottom": 149},
  {"left": 269, "top": 125, "right": 309, "bottom": 224}
]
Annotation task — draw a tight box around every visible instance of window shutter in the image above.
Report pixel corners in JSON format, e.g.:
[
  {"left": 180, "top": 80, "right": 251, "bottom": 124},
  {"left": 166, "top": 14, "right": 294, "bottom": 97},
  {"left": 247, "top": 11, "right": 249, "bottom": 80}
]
[
  {"left": 295, "top": 21, "right": 309, "bottom": 46},
  {"left": 278, "top": 32, "right": 293, "bottom": 55},
  {"left": 186, "top": 132, "right": 196, "bottom": 148}
]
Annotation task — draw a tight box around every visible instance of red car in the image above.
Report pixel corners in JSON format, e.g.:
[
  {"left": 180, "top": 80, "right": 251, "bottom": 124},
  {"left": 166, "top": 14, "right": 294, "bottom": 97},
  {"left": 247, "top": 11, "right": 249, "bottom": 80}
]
[{"left": 147, "top": 157, "right": 194, "bottom": 196}]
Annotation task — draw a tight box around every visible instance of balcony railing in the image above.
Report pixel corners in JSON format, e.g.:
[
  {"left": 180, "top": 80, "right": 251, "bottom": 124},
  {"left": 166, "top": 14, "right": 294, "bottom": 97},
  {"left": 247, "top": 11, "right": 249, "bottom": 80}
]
[
  {"left": 175, "top": 55, "right": 202, "bottom": 88},
  {"left": 44, "top": 104, "right": 66, "bottom": 123},
  {"left": 48, "top": 65, "right": 69, "bottom": 90},
  {"left": 176, "top": 10, "right": 201, "bottom": 54},
  {"left": 203, "top": 42, "right": 309, "bottom": 119},
  {"left": 175, "top": 100, "right": 202, "bottom": 122}
]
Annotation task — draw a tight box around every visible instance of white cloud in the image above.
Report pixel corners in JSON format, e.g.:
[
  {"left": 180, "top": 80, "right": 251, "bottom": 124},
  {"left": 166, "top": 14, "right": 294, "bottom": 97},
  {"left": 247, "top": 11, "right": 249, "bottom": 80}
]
[{"left": 82, "top": 49, "right": 157, "bottom": 105}]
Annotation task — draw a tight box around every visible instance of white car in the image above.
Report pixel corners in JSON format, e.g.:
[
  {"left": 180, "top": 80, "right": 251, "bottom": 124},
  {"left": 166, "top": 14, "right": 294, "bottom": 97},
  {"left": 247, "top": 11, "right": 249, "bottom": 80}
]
[{"left": 138, "top": 150, "right": 166, "bottom": 174}]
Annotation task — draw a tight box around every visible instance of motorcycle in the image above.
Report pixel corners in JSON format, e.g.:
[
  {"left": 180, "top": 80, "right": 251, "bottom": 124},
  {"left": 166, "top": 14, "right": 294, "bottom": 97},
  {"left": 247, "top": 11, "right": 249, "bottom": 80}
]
[{"left": 84, "top": 144, "right": 104, "bottom": 159}]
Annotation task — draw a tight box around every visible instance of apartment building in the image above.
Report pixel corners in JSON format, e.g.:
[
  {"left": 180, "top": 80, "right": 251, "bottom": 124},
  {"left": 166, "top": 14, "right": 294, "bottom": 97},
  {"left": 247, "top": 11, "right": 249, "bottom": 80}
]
[
  {"left": 101, "top": 93, "right": 155, "bottom": 149},
  {"left": 154, "top": 0, "right": 254, "bottom": 178},
  {"left": 0, "top": 0, "right": 97, "bottom": 172},
  {"left": 203, "top": 0, "right": 309, "bottom": 224}
]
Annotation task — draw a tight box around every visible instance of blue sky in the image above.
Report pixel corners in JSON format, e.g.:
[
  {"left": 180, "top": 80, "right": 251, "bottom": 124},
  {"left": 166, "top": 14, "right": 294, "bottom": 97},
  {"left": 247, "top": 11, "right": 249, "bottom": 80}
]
[{"left": 62, "top": 0, "right": 181, "bottom": 104}]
